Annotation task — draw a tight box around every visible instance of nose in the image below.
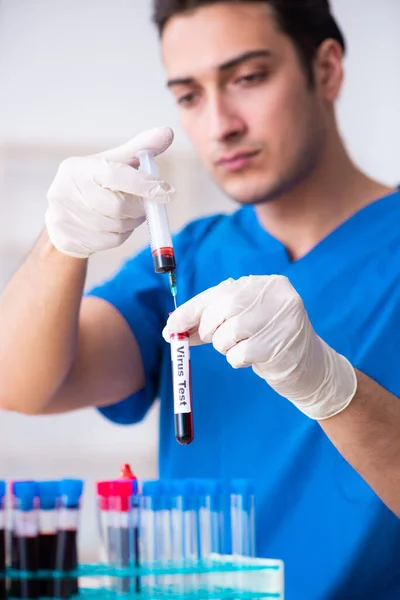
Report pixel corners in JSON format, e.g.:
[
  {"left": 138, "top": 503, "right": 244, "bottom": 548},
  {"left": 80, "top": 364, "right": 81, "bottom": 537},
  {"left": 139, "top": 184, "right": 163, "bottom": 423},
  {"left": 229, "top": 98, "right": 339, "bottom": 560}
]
[{"left": 206, "top": 90, "right": 247, "bottom": 145}]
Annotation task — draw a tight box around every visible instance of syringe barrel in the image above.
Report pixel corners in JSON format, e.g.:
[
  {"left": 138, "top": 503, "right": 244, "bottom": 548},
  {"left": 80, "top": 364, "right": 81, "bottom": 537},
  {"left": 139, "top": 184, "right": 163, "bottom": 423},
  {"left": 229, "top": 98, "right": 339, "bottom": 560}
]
[{"left": 138, "top": 151, "right": 176, "bottom": 274}]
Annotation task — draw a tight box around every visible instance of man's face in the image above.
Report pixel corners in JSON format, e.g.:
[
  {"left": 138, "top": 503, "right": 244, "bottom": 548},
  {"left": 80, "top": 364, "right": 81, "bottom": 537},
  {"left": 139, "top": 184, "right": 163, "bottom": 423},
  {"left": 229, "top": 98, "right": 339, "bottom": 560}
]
[{"left": 161, "top": 2, "right": 332, "bottom": 204}]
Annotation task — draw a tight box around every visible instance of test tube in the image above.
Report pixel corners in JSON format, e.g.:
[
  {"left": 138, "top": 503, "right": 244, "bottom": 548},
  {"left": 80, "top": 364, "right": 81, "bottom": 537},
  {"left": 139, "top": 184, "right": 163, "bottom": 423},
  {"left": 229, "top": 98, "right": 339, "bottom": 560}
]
[
  {"left": 96, "top": 481, "right": 114, "bottom": 592},
  {"left": 230, "top": 480, "right": 256, "bottom": 558},
  {"left": 0, "top": 481, "right": 6, "bottom": 600},
  {"left": 182, "top": 482, "right": 199, "bottom": 564},
  {"left": 156, "top": 481, "right": 172, "bottom": 566},
  {"left": 129, "top": 479, "right": 141, "bottom": 594},
  {"left": 37, "top": 481, "right": 59, "bottom": 598},
  {"left": 116, "top": 463, "right": 140, "bottom": 588},
  {"left": 96, "top": 481, "right": 113, "bottom": 566},
  {"left": 12, "top": 481, "right": 39, "bottom": 599},
  {"left": 170, "top": 331, "right": 194, "bottom": 445},
  {"left": 198, "top": 480, "right": 224, "bottom": 560},
  {"left": 110, "top": 479, "right": 133, "bottom": 594},
  {"left": 139, "top": 481, "right": 159, "bottom": 593},
  {"left": 9, "top": 480, "right": 35, "bottom": 599},
  {"left": 182, "top": 481, "right": 201, "bottom": 595},
  {"left": 167, "top": 480, "right": 189, "bottom": 595},
  {"left": 55, "top": 478, "right": 84, "bottom": 598},
  {"left": 169, "top": 481, "right": 185, "bottom": 565}
]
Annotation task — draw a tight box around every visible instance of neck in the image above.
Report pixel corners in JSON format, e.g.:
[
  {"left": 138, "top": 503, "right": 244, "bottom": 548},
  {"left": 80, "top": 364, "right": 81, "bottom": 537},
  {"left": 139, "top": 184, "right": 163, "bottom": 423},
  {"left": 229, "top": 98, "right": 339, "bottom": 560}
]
[{"left": 255, "top": 131, "right": 394, "bottom": 261}]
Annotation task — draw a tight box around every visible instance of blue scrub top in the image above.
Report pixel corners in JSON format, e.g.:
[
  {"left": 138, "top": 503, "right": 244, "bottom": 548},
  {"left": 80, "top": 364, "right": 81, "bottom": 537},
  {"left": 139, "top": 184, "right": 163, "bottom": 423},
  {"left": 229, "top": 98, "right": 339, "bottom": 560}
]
[{"left": 88, "top": 190, "right": 400, "bottom": 600}]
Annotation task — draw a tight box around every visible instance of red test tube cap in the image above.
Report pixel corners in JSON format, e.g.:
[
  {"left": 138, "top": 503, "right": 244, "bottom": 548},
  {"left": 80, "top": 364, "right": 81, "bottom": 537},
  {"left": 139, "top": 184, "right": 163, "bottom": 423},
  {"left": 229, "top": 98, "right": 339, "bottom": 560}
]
[
  {"left": 110, "top": 480, "right": 133, "bottom": 512},
  {"left": 119, "top": 463, "right": 136, "bottom": 480},
  {"left": 96, "top": 481, "right": 112, "bottom": 511}
]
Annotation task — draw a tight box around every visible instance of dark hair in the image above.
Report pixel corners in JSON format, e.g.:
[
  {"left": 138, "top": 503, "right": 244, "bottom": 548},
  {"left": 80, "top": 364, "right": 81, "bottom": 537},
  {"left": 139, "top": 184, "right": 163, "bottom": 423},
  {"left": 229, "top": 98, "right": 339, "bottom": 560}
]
[{"left": 152, "top": 0, "right": 346, "bottom": 84}]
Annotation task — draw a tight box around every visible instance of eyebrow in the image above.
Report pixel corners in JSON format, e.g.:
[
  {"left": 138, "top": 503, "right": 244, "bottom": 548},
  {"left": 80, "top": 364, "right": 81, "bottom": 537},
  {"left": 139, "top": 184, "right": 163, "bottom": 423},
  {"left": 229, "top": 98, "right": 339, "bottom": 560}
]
[{"left": 166, "top": 49, "right": 273, "bottom": 88}]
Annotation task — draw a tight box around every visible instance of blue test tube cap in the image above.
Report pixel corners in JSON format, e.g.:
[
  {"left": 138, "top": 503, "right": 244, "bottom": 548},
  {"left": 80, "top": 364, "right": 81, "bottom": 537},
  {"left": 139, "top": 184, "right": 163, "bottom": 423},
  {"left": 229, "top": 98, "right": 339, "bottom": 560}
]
[
  {"left": 131, "top": 478, "right": 139, "bottom": 496},
  {"left": 230, "top": 479, "right": 255, "bottom": 495},
  {"left": 199, "top": 479, "right": 224, "bottom": 511},
  {"left": 158, "top": 479, "right": 172, "bottom": 510},
  {"left": 59, "top": 479, "right": 84, "bottom": 508},
  {"left": 230, "top": 479, "right": 255, "bottom": 512},
  {"left": 10, "top": 480, "right": 35, "bottom": 496},
  {"left": 142, "top": 480, "right": 161, "bottom": 510},
  {"left": 141, "top": 480, "right": 159, "bottom": 496},
  {"left": 169, "top": 479, "right": 187, "bottom": 497},
  {"left": 181, "top": 479, "right": 199, "bottom": 512},
  {"left": 0, "top": 481, "right": 7, "bottom": 510},
  {"left": 169, "top": 479, "right": 187, "bottom": 511},
  {"left": 13, "top": 481, "right": 38, "bottom": 511},
  {"left": 38, "top": 481, "right": 60, "bottom": 510}
]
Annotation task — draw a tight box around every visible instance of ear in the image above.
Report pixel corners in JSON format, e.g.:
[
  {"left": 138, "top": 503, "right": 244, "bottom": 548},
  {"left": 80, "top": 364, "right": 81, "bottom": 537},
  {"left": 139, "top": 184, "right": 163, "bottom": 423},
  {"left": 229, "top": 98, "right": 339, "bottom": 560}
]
[{"left": 314, "top": 39, "right": 344, "bottom": 102}]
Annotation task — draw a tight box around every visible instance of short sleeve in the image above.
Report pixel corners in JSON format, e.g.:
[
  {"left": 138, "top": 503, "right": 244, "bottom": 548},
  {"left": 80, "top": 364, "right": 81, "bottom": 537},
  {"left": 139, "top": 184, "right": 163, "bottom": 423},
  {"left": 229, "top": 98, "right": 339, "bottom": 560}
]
[{"left": 86, "top": 245, "right": 170, "bottom": 425}]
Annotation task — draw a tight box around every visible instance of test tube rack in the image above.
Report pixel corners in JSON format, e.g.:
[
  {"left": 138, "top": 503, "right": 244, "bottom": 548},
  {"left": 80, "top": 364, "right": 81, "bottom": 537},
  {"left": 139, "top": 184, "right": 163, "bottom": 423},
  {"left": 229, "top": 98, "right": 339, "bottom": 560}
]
[
  {"left": 0, "top": 557, "right": 284, "bottom": 598},
  {"left": 0, "top": 476, "right": 285, "bottom": 598}
]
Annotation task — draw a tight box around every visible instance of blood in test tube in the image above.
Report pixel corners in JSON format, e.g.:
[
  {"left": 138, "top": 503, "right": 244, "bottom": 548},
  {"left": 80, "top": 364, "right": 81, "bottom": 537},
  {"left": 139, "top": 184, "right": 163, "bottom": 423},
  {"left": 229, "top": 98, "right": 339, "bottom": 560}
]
[
  {"left": 38, "top": 481, "right": 59, "bottom": 598},
  {"left": 0, "top": 481, "right": 6, "bottom": 600},
  {"left": 170, "top": 331, "right": 194, "bottom": 445},
  {"left": 12, "top": 481, "right": 40, "bottom": 599},
  {"left": 55, "top": 479, "right": 84, "bottom": 598},
  {"left": 9, "top": 481, "right": 23, "bottom": 599}
]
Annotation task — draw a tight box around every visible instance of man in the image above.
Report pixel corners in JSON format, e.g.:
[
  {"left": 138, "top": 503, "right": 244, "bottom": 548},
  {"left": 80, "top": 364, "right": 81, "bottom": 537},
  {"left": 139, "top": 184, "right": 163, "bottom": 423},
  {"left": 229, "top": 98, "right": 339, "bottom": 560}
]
[{"left": 0, "top": 0, "right": 400, "bottom": 597}]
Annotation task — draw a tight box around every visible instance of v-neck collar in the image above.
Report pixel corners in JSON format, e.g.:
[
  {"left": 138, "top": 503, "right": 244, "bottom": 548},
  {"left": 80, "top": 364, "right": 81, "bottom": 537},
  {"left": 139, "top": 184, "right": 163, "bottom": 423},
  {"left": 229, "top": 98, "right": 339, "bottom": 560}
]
[{"left": 241, "top": 189, "right": 400, "bottom": 272}]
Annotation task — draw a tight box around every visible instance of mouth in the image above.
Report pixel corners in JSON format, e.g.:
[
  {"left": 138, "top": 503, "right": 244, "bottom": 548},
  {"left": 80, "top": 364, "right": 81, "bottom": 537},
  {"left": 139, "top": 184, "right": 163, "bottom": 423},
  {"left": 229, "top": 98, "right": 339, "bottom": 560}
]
[{"left": 216, "top": 150, "right": 260, "bottom": 173}]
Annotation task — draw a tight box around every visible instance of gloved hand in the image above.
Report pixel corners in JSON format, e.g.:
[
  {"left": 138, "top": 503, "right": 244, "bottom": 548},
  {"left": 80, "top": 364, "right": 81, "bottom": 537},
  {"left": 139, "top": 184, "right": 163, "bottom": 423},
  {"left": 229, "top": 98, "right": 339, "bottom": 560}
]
[
  {"left": 45, "top": 127, "right": 175, "bottom": 258},
  {"left": 163, "top": 275, "right": 357, "bottom": 420}
]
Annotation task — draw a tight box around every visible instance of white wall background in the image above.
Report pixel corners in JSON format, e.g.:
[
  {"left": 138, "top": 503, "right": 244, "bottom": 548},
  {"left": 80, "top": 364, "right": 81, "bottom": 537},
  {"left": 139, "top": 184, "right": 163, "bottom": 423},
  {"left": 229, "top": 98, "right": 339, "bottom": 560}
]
[{"left": 0, "top": 0, "right": 399, "bottom": 560}]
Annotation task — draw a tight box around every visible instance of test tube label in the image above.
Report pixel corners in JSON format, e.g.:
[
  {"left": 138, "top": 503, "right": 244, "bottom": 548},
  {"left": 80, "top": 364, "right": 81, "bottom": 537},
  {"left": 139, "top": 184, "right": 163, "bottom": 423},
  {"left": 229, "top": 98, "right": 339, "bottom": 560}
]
[{"left": 171, "top": 337, "right": 191, "bottom": 414}]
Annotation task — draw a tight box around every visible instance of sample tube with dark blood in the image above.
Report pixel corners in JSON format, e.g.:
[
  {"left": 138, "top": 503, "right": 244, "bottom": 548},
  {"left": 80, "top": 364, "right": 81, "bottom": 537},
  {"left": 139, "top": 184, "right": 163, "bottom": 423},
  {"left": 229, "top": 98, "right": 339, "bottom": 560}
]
[
  {"left": 0, "top": 481, "right": 5, "bottom": 600},
  {"left": 12, "top": 481, "right": 39, "bottom": 599},
  {"left": 8, "top": 480, "right": 35, "bottom": 599},
  {"left": 170, "top": 331, "right": 194, "bottom": 445},
  {"left": 55, "top": 479, "right": 84, "bottom": 598},
  {"left": 38, "top": 481, "right": 59, "bottom": 598}
]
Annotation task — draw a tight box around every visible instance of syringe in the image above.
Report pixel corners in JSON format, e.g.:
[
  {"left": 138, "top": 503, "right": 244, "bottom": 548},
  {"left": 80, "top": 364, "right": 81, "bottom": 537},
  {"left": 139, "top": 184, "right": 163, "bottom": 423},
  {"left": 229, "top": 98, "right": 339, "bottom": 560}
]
[{"left": 137, "top": 151, "right": 177, "bottom": 308}]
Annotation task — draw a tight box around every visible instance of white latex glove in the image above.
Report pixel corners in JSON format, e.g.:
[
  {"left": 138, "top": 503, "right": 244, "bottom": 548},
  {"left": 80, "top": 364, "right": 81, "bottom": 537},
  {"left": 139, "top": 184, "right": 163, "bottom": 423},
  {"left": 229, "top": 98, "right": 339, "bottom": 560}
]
[
  {"left": 45, "top": 126, "right": 175, "bottom": 258},
  {"left": 163, "top": 275, "right": 357, "bottom": 420}
]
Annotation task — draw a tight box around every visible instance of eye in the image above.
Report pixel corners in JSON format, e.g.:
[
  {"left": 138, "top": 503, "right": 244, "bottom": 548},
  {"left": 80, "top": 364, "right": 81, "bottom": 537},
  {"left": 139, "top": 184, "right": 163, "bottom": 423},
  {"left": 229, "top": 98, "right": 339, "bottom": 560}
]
[
  {"left": 236, "top": 71, "right": 267, "bottom": 86},
  {"left": 177, "top": 92, "right": 199, "bottom": 108}
]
